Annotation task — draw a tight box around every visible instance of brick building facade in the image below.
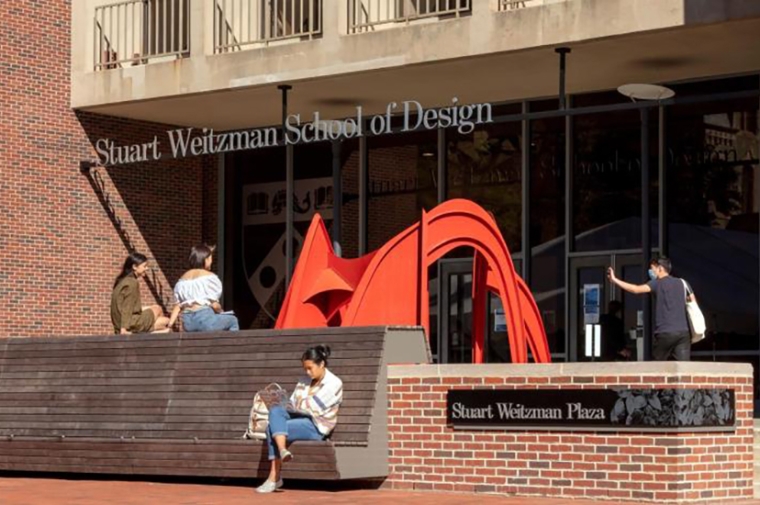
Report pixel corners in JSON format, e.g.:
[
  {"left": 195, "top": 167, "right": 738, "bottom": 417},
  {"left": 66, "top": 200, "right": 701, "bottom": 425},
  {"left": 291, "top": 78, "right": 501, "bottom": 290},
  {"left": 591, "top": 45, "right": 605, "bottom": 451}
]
[{"left": 0, "top": 1, "right": 216, "bottom": 338}]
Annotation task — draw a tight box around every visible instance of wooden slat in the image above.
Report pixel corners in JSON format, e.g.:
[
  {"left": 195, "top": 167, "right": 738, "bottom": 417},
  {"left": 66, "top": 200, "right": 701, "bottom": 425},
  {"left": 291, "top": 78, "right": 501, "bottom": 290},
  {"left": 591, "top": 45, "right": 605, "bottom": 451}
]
[
  {"left": 0, "top": 392, "right": 376, "bottom": 406},
  {"left": 1, "top": 347, "right": 382, "bottom": 360},
  {"left": 0, "top": 414, "right": 370, "bottom": 425},
  {"left": 0, "top": 375, "right": 380, "bottom": 387},
  {"left": 0, "top": 382, "right": 377, "bottom": 393},
  {"left": 0, "top": 355, "right": 381, "bottom": 366},
  {"left": 0, "top": 407, "right": 369, "bottom": 417},
  {"left": 2, "top": 339, "right": 385, "bottom": 353},
  {"left": 0, "top": 374, "right": 380, "bottom": 386},
  {"left": 0, "top": 463, "right": 339, "bottom": 480},
  {"left": 0, "top": 406, "right": 373, "bottom": 416},
  {"left": 0, "top": 454, "right": 335, "bottom": 470},
  {"left": 3, "top": 329, "right": 386, "bottom": 348},
  {"left": 0, "top": 425, "right": 369, "bottom": 442},
  {"left": 0, "top": 439, "right": 331, "bottom": 452},
  {"left": 0, "top": 366, "right": 381, "bottom": 379},
  {"left": 0, "top": 422, "right": 370, "bottom": 433},
  {"left": 0, "top": 428, "right": 375, "bottom": 441},
  {"left": 0, "top": 362, "right": 379, "bottom": 380},
  {"left": 0, "top": 447, "right": 335, "bottom": 462},
  {"left": 0, "top": 444, "right": 333, "bottom": 461}
]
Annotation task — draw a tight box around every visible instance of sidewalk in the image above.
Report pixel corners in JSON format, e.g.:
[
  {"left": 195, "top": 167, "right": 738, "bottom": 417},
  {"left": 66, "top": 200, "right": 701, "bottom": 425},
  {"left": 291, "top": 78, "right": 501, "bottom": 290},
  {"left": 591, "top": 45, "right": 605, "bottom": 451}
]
[{"left": 1, "top": 477, "right": 759, "bottom": 505}]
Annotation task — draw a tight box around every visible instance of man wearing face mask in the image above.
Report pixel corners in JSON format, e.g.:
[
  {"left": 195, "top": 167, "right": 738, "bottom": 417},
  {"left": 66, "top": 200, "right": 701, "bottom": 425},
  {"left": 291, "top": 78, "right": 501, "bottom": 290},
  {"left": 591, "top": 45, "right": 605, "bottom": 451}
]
[{"left": 607, "top": 257, "right": 695, "bottom": 361}]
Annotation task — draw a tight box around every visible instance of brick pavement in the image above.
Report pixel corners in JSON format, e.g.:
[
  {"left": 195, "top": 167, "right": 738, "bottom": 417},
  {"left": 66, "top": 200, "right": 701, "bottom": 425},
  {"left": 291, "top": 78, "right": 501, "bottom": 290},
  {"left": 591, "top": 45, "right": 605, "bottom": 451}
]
[{"left": 1, "top": 477, "right": 759, "bottom": 505}]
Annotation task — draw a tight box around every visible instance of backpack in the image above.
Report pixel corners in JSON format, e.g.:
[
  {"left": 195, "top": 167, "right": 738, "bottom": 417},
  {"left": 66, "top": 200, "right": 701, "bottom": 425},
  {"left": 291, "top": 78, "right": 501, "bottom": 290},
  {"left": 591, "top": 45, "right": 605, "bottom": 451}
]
[{"left": 242, "top": 383, "right": 288, "bottom": 440}]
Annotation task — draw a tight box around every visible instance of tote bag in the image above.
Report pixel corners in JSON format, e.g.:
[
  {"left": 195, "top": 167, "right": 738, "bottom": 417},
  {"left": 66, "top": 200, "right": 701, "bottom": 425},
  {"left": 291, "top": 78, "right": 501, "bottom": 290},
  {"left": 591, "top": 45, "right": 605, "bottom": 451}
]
[{"left": 682, "top": 279, "right": 706, "bottom": 343}]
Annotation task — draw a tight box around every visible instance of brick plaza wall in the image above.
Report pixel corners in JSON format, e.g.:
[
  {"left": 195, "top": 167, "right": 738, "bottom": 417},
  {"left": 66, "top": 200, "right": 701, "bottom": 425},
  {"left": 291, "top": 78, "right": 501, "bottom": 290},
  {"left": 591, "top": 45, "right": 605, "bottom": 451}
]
[
  {"left": 0, "top": 1, "right": 216, "bottom": 337},
  {"left": 384, "top": 363, "right": 754, "bottom": 504}
]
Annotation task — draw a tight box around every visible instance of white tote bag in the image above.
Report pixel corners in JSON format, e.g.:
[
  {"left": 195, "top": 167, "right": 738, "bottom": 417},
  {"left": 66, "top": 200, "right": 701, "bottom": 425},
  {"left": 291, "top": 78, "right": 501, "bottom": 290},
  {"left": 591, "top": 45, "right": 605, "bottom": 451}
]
[{"left": 681, "top": 279, "right": 706, "bottom": 343}]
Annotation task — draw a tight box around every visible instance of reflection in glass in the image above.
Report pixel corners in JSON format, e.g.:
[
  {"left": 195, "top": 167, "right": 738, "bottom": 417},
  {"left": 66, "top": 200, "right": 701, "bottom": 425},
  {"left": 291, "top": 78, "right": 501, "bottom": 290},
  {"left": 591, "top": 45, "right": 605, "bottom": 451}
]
[
  {"left": 448, "top": 121, "right": 522, "bottom": 252},
  {"left": 573, "top": 109, "right": 642, "bottom": 251},
  {"left": 668, "top": 97, "right": 760, "bottom": 355},
  {"left": 367, "top": 131, "right": 437, "bottom": 251},
  {"left": 530, "top": 112, "right": 566, "bottom": 355}
]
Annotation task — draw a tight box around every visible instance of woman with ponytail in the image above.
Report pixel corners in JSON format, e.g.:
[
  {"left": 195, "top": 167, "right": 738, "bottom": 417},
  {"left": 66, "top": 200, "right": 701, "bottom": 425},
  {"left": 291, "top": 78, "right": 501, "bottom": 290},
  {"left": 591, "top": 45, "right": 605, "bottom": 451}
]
[
  {"left": 256, "top": 345, "right": 344, "bottom": 493},
  {"left": 110, "top": 252, "right": 171, "bottom": 334}
]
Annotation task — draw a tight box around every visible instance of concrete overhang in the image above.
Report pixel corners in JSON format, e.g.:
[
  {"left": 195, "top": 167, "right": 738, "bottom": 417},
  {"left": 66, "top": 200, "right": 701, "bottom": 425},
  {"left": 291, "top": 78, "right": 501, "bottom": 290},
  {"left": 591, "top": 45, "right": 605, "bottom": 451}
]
[{"left": 70, "top": 0, "right": 760, "bottom": 130}]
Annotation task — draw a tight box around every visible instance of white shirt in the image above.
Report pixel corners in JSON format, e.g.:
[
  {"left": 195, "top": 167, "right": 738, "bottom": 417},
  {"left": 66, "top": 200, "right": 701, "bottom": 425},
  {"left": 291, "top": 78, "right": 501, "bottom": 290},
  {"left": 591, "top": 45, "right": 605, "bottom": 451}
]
[{"left": 174, "top": 273, "right": 223, "bottom": 308}]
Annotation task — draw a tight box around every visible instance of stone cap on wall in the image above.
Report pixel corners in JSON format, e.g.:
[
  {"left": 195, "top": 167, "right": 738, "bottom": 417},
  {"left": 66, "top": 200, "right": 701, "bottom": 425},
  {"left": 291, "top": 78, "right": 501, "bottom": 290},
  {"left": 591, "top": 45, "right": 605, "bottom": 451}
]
[{"left": 388, "top": 362, "right": 753, "bottom": 378}]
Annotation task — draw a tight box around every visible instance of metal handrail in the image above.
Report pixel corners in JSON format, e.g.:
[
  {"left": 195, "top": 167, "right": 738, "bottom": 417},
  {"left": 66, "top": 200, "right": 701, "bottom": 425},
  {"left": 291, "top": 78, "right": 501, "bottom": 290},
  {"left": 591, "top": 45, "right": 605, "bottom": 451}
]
[
  {"left": 347, "top": 0, "right": 470, "bottom": 34},
  {"left": 94, "top": 0, "right": 190, "bottom": 71},
  {"left": 214, "top": 0, "right": 322, "bottom": 54},
  {"left": 496, "top": 0, "right": 569, "bottom": 12}
]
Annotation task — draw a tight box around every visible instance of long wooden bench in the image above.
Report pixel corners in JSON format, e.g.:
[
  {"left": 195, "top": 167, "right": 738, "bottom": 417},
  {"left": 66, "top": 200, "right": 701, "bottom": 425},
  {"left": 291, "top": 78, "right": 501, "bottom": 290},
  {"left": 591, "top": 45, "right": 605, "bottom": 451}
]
[{"left": 0, "top": 326, "right": 429, "bottom": 480}]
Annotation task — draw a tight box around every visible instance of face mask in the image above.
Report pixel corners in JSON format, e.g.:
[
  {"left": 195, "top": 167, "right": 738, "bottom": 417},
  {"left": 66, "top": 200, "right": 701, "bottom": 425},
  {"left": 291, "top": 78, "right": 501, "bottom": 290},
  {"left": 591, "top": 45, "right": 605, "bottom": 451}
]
[{"left": 648, "top": 269, "right": 657, "bottom": 281}]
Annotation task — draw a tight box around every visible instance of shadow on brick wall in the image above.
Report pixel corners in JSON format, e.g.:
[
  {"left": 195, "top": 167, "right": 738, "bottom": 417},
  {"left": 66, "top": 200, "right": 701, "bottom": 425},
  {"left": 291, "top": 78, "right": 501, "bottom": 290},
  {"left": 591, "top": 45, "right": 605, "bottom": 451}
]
[{"left": 75, "top": 111, "right": 217, "bottom": 309}]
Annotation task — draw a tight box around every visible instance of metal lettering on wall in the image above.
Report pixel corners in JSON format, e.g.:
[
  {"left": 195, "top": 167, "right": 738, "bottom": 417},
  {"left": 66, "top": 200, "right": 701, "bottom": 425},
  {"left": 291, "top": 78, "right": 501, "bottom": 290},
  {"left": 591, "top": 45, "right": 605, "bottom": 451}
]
[
  {"left": 447, "top": 389, "right": 735, "bottom": 431},
  {"left": 93, "top": 98, "right": 494, "bottom": 166}
]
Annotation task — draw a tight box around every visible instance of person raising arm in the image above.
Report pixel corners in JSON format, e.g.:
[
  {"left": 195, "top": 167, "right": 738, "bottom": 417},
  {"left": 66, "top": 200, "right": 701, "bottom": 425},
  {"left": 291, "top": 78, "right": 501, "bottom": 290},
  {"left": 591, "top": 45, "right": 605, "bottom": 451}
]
[
  {"left": 607, "top": 267, "right": 651, "bottom": 295},
  {"left": 607, "top": 257, "right": 695, "bottom": 361}
]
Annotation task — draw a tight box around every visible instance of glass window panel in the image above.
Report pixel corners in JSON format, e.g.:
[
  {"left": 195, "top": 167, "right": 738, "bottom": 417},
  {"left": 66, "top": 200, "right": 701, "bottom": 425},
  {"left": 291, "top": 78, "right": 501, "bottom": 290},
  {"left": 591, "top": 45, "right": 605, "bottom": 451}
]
[
  {"left": 530, "top": 107, "right": 566, "bottom": 355},
  {"left": 447, "top": 120, "right": 522, "bottom": 253},
  {"left": 367, "top": 130, "right": 438, "bottom": 251},
  {"left": 667, "top": 94, "right": 760, "bottom": 352},
  {"left": 573, "top": 109, "right": 643, "bottom": 252}
]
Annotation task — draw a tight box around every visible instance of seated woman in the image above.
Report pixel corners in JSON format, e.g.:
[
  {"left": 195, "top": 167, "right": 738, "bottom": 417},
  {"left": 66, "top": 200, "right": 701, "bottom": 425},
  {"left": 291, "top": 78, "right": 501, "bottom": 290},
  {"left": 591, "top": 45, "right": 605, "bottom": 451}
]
[
  {"left": 168, "top": 244, "right": 239, "bottom": 332},
  {"left": 256, "top": 345, "right": 343, "bottom": 494},
  {"left": 111, "top": 252, "right": 171, "bottom": 334}
]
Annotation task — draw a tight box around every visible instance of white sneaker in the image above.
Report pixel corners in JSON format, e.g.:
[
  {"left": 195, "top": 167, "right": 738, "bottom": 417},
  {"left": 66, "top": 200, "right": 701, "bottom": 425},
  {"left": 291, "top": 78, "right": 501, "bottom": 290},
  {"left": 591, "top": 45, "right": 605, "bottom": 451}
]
[{"left": 255, "top": 479, "right": 283, "bottom": 493}]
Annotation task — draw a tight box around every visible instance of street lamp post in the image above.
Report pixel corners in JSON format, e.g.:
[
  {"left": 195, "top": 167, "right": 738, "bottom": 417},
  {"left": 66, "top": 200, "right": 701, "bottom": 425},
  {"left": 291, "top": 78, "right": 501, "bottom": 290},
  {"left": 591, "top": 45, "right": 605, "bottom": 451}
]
[{"left": 617, "top": 83, "right": 675, "bottom": 361}]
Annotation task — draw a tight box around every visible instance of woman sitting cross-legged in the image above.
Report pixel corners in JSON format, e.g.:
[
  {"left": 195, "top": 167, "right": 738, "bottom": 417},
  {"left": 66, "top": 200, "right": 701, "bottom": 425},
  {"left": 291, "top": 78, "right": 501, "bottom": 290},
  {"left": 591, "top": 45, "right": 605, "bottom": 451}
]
[{"left": 256, "top": 345, "right": 343, "bottom": 494}]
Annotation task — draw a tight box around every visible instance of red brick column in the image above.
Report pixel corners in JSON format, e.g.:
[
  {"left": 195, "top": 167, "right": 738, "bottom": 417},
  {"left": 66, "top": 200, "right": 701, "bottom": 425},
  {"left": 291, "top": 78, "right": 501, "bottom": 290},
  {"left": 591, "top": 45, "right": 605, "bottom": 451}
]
[{"left": 384, "top": 363, "right": 753, "bottom": 503}]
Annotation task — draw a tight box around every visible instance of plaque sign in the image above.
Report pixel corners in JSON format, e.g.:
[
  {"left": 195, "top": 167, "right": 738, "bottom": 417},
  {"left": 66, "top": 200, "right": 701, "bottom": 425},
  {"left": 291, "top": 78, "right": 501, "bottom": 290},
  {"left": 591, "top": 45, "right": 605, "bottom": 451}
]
[{"left": 446, "top": 388, "right": 735, "bottom": 432}]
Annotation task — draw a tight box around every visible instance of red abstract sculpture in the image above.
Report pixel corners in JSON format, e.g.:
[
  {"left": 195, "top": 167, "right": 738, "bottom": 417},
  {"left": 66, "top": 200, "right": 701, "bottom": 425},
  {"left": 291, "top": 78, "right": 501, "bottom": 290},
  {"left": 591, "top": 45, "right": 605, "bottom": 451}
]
[{"left": 275, "top": 199, "right": 551, "bottom": 364}]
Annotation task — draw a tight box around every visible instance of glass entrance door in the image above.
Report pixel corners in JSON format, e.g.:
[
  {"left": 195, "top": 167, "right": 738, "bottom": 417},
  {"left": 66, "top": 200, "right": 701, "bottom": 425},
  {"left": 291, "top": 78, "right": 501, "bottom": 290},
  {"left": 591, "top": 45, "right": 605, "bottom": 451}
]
[
  {"left": 569, "top": 254, "right": 645, "bottom": 362},
  {"left": 440, "top": 260, "right": 472, "bottom": 364},
  {"left": 438, "top": 257, "right": 522, "bottom": 364}
]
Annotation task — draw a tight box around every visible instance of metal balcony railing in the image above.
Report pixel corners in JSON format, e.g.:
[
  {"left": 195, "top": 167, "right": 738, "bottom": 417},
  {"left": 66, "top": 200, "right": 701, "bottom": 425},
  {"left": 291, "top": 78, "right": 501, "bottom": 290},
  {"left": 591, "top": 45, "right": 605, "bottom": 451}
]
[
  {"left": 348, "top": 0, "right": 470, "bottom": 34},
  {"left": 94, "top": 0, "right": 190, "bottom": 71},
  {"left": 496, "top": 0, "right": 569, "bottom": 12},
  {"left": 214, "top": 0, "right": 322, "bottom": 54}
]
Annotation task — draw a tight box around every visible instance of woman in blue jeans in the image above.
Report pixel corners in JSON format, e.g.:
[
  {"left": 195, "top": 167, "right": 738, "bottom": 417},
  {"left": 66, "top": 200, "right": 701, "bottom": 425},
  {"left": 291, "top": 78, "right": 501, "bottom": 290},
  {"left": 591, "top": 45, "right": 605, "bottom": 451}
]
[
  {"left": 168, "top": 244, "right": 239, "bottom": 332},
  {"left": 256, "top": 345, "right": 343, "bottom": 493}
]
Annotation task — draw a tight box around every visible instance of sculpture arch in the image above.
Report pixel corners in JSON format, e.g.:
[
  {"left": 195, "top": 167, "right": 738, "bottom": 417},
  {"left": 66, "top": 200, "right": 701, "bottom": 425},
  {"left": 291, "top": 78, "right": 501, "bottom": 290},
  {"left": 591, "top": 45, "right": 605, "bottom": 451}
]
[{"left": 275, "top": 199, "right": 551, "bottom": 363}]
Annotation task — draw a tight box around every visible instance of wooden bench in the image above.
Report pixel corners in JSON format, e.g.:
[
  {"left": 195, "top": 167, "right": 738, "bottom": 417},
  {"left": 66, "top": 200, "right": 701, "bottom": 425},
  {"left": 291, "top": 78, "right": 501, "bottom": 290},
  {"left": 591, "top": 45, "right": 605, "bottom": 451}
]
[{"left": 0, "top": 326, "right": 429, "bottom": 480}]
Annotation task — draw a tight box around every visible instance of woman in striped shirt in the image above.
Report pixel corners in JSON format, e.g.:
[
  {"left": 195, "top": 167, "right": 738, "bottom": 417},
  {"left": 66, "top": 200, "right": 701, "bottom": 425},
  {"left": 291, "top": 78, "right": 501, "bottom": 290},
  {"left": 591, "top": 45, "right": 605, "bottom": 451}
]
[{"left": 256, "top": 345, "right": 344, "bottom": 494}]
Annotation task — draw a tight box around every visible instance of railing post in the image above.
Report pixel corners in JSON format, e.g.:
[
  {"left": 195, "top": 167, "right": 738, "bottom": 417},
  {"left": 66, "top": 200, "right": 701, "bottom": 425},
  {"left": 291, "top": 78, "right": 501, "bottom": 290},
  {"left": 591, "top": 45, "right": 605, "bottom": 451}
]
[{"left": 189, "top": 0, "right": 204, "bottom": 58}]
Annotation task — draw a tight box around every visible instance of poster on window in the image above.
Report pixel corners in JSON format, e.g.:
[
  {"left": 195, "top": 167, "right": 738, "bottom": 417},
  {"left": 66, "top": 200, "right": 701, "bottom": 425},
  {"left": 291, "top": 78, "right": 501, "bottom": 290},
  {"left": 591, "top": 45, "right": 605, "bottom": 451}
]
[{"left": 583, "top": 284, "right": 600, "bottom": 324}]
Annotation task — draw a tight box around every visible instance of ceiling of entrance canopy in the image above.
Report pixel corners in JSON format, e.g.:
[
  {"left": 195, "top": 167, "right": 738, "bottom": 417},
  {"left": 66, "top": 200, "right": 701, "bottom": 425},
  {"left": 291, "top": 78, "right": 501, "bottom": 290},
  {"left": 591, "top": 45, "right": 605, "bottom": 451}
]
[{"left": 87, "top": 18, "right": 760, "bottom": 132}]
